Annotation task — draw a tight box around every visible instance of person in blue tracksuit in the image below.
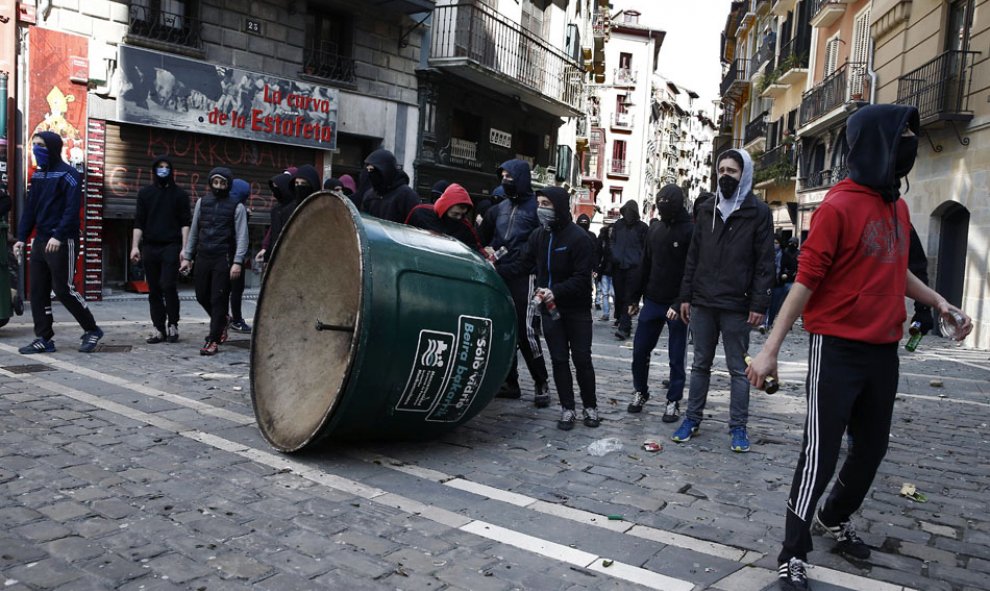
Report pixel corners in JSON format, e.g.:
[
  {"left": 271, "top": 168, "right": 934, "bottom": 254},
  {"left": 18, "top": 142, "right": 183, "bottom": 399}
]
[{"left": 13, "top": 131, "right": 104, "bottom": 354}]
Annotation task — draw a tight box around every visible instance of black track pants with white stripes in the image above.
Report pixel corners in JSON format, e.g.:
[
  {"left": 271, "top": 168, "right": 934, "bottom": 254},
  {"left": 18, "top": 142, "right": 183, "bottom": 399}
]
[
  {"left": 778, "top": 333, "right": 899, "bottom": 563},
  {"left": 29, "top": 236, "right": 98, "bottom": 341}
]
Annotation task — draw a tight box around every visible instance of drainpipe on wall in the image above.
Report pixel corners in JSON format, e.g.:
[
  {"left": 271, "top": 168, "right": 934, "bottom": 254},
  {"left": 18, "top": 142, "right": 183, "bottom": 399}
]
[{"left": 867, "top": 36, "right": 878, "bottom": 105}]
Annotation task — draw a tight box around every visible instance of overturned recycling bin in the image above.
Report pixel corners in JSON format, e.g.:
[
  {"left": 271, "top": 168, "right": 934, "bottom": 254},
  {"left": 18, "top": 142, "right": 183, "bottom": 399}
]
[{"left": 251, "top": 191, "right": 517, "bottom": 452}]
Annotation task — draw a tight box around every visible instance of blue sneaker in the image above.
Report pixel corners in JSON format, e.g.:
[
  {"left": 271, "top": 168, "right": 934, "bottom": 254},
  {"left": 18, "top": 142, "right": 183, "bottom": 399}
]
[
  {"left": 19, "top": 338, "right": 56, "bottom": 354},
  {"left": 671, "top": 418, "right": 700, "bottom": 443},
  {"left": 730, "top": 426, "right": 751, "bottom": 453},
  {"left": 78, "top": 328, "right": 104, "bottom": 353}
]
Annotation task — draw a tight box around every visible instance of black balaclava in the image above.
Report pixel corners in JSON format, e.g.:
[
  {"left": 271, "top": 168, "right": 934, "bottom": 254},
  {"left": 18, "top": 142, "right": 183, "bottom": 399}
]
[
  {"left": 655, "top": 184, "right": 685, "bottom": 223},
  {"left": 846, "top": 104, "right": 921, "bottom": 203},
  {"left": 576, "top": 213, "right": 591, "bottom": 231}
]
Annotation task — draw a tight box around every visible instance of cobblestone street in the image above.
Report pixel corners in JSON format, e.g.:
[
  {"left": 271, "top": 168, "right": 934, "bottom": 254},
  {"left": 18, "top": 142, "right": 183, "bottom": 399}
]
[{"left": 1, "top": 297, "right": 988, "bottom": 591}]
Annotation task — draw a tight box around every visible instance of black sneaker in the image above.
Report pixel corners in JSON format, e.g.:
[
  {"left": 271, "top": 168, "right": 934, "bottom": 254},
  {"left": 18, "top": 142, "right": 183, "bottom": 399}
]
[
  {"left": 814, "top": 511, "right": 871, "bottom": 560},
  {"left": 533, "top": 382, "right": 551, "bottom": 408},
  {"left": 146, "top": 330, "right": 166, "bottom": 344},
  {"left": 614, "top": 329, "right": 629, "bottom": 340},
  {"left": 662, "top": 400, "right": 680, "bottom": 423},
  {"left": 627, "top": 391, "right": 649, "bottom": 413},
  {"left": 19, "top": 337, "right": 56, "bottom": 354},
  {"left": 166, "top": 324, "right": 179, "bottom": 343},
  {"left": 777, "top": 557, "right": 810, "bottom": 590},
  {"left": 496, "top": 382, "right": 521, "bottom": 399},
  {"left": 557, "top": 408, "right": 576, "bottom": 430},
  {"left": 582, "top": 407, "right": 600, "bottom": 428},
  {"left": 78, "top": 328, "right": 104, "bottom": 353},
  {"left": 229, "top": 319, "right": 252, "bottom": 333}
]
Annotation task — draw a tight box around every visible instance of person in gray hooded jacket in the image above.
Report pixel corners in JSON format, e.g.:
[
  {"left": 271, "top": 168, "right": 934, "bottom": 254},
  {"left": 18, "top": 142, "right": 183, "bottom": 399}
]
[
  {"left": 672, "top": 148, "right": 775, "bottom": 454},
  {"left": 180, "top": 167, "right": 249, "bottom": 356}
]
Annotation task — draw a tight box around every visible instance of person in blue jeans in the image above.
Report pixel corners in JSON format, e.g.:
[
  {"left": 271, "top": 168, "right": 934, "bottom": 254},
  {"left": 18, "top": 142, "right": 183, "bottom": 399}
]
[
  {"left": 627, "top": 185, "right": 693, "bottom": 422},
  {"left": 674, "top": 149, "right": 775, "bottom": 452}
]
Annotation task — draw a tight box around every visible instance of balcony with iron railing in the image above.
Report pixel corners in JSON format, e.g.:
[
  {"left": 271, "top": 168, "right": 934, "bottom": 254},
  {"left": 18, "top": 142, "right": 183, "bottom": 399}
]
[
  {"left": 744, "top": 115, "right": 767, "bottom": 147},
  {"left": 614, "top": 67, "right": 637, "bottom": 87},
  {"left": 803, "top": 164, "right": 848, "bottom": 190},
  {"left": 753, "top": 39, "right": 775, "bottom": 73},
  {"left": 895, "top": 50, "right": 979, "bottom": 126},
  {"left": 808, "top": 0, "right": 847, "bottom": 28},
  {"left": 754, "top": 144, "right": 796, "bottom": 186},
  {"left": 799, "top": 61, "right": 868, "bottom": 128},
  {"left": 609, "top": 159, "right": 630, "bottom": 177},
  {"left": 449, "top": 137, "right": 478, "bottom": 161},
  {"left": 611, "top": 111, "right": 635, "bottom": 130},
  {"left": 720, "top": 58, "right": 751, "bottom": 99},
  {"left": 429, "top": 2, "right": 583, "bottom": 117},
  {"left": 126, "top": 5, "right": 202, "bottom": 51},
  {"left": 302, "top": 43, "right": 357, "bottom": 84}
]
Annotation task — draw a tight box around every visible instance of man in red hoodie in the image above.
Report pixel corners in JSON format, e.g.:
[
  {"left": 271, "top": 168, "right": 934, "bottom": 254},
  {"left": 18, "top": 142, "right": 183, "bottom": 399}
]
[
  {"left": 405, "top": 183, "right": 483, "bottom": 252},
  {"left": 746, "top": 104, "right": 973, "bottom": 590}
]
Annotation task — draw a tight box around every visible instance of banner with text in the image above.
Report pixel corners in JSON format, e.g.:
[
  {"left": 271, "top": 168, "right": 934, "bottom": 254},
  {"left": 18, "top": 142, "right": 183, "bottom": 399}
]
[{"left": 117, "top": 45, "right": 338, "bottom": 150}]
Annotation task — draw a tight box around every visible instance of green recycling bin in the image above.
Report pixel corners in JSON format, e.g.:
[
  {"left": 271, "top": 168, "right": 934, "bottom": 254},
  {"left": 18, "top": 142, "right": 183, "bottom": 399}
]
[
  {"left": 250, "top": 191, "right": 517, "bottom": 452},
  {"left": 0, "top": 221, "right": 12, "bottom": 327}
]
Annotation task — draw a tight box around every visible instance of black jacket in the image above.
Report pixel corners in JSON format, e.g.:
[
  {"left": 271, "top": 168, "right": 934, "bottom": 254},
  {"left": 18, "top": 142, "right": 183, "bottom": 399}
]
[
  {"left": 679, "top": 191, "right": 775, "bottom": 313},
  {"left": 778, "top": 245, "right": 799, "bottom": 285},
  {"left": 610, "top": 200, "right": 648, "bottom": 270},
  {"left": 597, "top": 225, "right": 614, "bottom": 275},
  {"left": 360, "top": 148, "right": 420, "bottom": 223},
  {"left": 514, "top": 187, "right": 594, "bottom": 311},
  {"left": 264, "top": 171, "right": 296, "bottom": 262},
  {"left": 632, "top": 207, "right": 693, "bottom": 306},
  {"left": 135, "top": 157, "right": 192, "bottom": 244}
]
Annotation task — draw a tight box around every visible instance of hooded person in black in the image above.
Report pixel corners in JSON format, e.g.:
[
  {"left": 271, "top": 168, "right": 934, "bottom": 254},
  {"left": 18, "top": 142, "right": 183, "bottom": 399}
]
[
  {"left": 258, "top": 170, "right": 295, "bottom": 265},
  {"left": 744, "top": 104, "right": 972, "bottom": 590},
  {"left": 13, "top": 131, "right": 104, "bottom": 354},
  {"left": 626, "top": 185, "right": 693, "bottom": 422},
  {"left": 609, "top": 199, "right": 648, "bottom": 339},
  {"left": 673, "top": 147, "right": 774, "bottom": 455},
  {"left": 130, "top": 156, "right": 192, "bottom": 344},
  {"left": 478, "top": 159, "right": 550, "bottom": 406},
  {"left": 513, "top": 187, "right": 597, "bottom": 430},
  {"left": 180, "top": 166, "right": 249, "bottom": 355},
  {"left": 359, "top": 148, "right": 420, "bottom": 223}
]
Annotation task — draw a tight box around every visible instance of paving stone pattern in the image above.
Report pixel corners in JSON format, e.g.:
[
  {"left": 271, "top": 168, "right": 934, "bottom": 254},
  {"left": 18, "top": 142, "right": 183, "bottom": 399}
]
[{"left": 1, "top": 298, "right": 988, "bottom": 590}]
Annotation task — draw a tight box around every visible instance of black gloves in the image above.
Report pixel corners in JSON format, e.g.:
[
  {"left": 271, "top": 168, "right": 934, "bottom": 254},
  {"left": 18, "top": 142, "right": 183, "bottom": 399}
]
[{"left": 912, "top": 305, "right": 934, "bottom": 335}]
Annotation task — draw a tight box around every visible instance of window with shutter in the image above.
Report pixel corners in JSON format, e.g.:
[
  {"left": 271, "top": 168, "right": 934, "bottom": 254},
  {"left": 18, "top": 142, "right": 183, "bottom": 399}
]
[
  {"left": 851, "top": 7, "right": 871, "bottom": 65},
  {"left": 824, "top": 34, "right": 840, "bottom": 77}
]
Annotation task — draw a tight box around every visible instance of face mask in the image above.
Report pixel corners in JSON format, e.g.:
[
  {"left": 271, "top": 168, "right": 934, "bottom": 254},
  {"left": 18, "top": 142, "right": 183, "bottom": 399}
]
[
  {"left": 657, "top": 201, "right": 677, "bottom": 220},
  {"left": 155, "top": 167, "right": 171, "bottom": 179},
  {"left": 33, "top": 145, "right": 49, "bottom": 169},
  {"left": 369, "top": 170, "right": 386, "bottom": 193},
  {"left": 501, "top": 180, "right": 517, "bottom": 198},
  {"left": 211, "top": 185, "right": 230, "bottom": 198},
  {"left": 577, "top": 221, "right": 590, "bottom": 231},
  {"left": 895, "top": 136, "right": 918, "bottom": 178},
  {"left": 537, "top": 206, "right": 556, "bottom": 227},
  {"left": 295, "top": 184, "right": 312, "bottom": 201},
  {"left": 718, "top": 175, "right": 740, "bottom": 199}
]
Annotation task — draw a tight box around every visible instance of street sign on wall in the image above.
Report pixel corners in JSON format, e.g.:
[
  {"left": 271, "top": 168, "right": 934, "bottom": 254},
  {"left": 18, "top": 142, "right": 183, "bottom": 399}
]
[{"left": 117, "top": 45, "right": 339, "bottom": 151}]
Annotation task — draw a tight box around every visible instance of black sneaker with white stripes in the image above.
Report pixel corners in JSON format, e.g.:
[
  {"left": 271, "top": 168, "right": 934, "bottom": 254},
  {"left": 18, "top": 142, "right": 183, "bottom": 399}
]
[
  {"left": 777, "top": 557, "right": 810, "bottom": 590},
  {"left": 814, "top": 510, "right": 871, "bottom": 559}
]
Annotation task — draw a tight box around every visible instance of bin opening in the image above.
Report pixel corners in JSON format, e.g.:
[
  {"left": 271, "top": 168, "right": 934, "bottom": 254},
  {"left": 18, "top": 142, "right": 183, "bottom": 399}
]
[{"left": 251, "top": 193, "right": 363, "bottom": 451}]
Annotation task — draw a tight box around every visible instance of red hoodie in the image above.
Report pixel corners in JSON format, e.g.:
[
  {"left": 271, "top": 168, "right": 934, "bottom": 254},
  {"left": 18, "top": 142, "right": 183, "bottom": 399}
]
[{"left": 796, "top": 178, "right": 911, "bottom": 344}]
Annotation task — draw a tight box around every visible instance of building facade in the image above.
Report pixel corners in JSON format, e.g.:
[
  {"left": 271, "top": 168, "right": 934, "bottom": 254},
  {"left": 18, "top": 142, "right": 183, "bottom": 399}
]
[
  {"left": 6, "top": 0, "right": 427, "bottom": 297},
  {"left": 414, "top": 0, "right": 587, "bottom": 208}
]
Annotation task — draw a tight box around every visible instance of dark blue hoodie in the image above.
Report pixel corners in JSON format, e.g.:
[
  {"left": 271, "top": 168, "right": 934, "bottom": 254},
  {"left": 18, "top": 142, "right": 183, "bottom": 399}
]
[
  {"left": 479, "top": 159, "right": 540, "bottom": 277},
  {"left": 18, "top": 131, "right": 82, "bottom": 243}
]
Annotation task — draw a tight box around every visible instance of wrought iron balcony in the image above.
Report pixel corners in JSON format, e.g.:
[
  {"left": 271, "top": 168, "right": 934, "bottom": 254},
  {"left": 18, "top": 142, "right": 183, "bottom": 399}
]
[
  {"left": 777, "top": 36, "right": 809, "bottom": 76},
  {"left": 302, "top": 44, "right": 357, "bottom": 84},
  {"left": 609, "top": 159, "right": 630, "bottom": 176},
  {"left": 808, "top": 0, "right": 847, "bottom": 28},
  {"left": 753, "top": 40, "right": 775, "bottom": 72},
  {"left": 755, "top": 144, "right": 796, "bottom": 185},
  {"left": 429, "top": 2, "right": 583, "bottom": 117},
  {"left": 127, "top": 5, "right": 202, "bottom": 49},
  {"left": 803, "top": 164, "right": 848, "bottom": 190},
  {"left": 720, "top": 58, "right": 750, "bottom": 99},
  {"left": 895, "top": 50, "right": 979, "bottom": 126},
  {"left": 449, "top": 137, "right": 478, "bottom": 161},
  {"left": 744, "top": 115, "right": 767, "bottom": 146},
  {"left": 614, "top": 67, "right": 637, "bottom": 86},
  {"left": 612, "top": 111, "right": 634, "bottom": 129},
  {"left": 800, "top": 61, "right": 868, "bottom": 127}
]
